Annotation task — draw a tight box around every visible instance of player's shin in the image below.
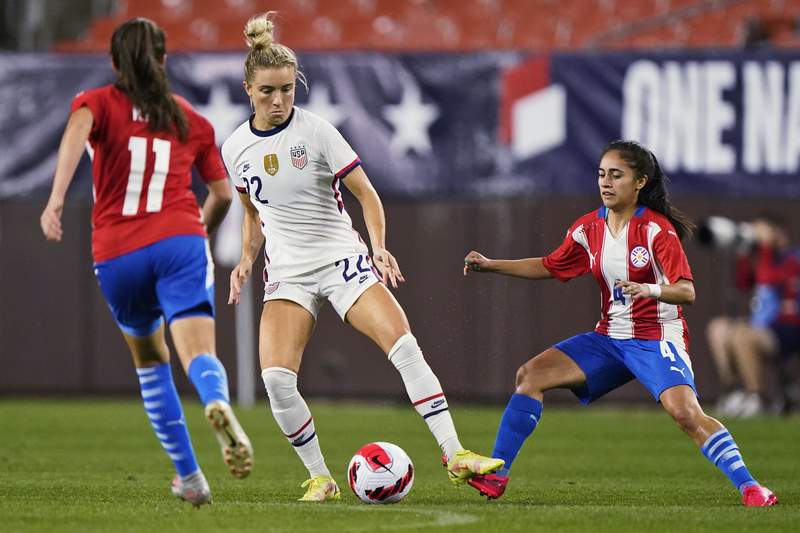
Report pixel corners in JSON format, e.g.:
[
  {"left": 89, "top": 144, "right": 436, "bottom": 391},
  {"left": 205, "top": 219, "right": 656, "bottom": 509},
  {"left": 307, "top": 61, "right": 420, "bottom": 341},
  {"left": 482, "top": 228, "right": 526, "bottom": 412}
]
[
  {"left": 701, "top": 427, "right": 759, "bottom": 493},
  {"left": 491, "top": 393, "right": 542, "bottom": 477},
  {"left": 262, "top": 367, "right": 331, "bottom": 477},
  {"left": 188, "top": 354, "right": 230, "bottom": 405},
  {"left": 137, "top": 364, "right": 200, "bottom": 478},
  {"left": 388, "top": 333, "right": 462, "bottom": 459}
]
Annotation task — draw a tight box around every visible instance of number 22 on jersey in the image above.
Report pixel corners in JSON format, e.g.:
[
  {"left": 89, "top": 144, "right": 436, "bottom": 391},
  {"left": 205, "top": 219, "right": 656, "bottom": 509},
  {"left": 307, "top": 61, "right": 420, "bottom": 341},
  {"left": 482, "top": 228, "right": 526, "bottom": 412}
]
[{"left": 123, "top": 136, "right": 171, "bottom": 216}]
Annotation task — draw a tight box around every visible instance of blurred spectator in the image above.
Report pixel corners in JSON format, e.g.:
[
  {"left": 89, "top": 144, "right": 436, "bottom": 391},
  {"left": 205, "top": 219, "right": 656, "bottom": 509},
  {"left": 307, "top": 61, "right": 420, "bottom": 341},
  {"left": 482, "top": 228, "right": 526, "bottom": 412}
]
[
  {"left": 743, "top": 15, "right": 800, "bottom": 48},
  {"left": 706, "top": 215, "right": 800, "bottom": 417}
]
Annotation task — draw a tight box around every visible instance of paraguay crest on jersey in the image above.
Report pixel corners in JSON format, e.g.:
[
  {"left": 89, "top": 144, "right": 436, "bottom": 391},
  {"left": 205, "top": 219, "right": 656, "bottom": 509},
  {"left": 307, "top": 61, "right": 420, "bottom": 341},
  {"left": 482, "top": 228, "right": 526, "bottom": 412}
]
[
  {"left": 630, "top": 245, "right": 650, "bottom": 268},
  {"left": 290, "top": 145, "right": 308, "bottom": 170}
]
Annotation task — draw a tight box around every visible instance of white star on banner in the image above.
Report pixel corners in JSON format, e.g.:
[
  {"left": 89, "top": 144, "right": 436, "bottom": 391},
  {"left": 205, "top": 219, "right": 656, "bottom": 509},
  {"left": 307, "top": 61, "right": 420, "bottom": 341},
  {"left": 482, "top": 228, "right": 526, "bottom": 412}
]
[
  {"left": 382, "top": 76, "right": 440, "bottom": 157},
  {"left": 195, "top": 83, "right": 250, "bottom": 146},
  {"left": 303, "top": 84, "right": 345, "bottom": 129}
]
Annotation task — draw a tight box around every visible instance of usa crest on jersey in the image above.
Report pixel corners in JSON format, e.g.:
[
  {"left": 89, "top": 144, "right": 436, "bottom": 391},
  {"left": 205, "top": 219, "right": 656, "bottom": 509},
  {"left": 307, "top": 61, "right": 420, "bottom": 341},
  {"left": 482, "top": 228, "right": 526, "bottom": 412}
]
[{"left": 290, "top": 145, "right": 308, "bottom": 170}]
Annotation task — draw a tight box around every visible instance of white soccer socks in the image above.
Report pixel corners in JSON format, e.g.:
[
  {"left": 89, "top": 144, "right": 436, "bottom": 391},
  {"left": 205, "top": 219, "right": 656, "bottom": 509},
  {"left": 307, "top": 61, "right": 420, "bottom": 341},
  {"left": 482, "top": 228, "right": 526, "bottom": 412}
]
[
  {"left": 388, "top": 333, "right": 462, "bottom": 459},
  {"left": 262, "top": 367, "right": 331, "bottom": 478}
]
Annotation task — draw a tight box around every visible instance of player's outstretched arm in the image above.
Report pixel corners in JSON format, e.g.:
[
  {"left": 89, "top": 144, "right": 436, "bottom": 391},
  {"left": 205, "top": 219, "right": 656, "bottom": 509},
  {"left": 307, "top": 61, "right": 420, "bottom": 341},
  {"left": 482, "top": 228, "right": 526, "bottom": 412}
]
[
  {"left": 343, "top": 166, "right": 405, "bottom": 288},
  {"left": 202, "top": 179, "right": 233, "bottom": 236},
  {"left": 228, "top": 192, "right": 265, "bottom": 305},
  {"left": 40, "top": 107, "right": 93, "bottom": 242},
  {"left": 616, "top": 278, "right": 695, "bottom": 305},
  {"left": 463, "top": 251, "right": 553, "bottom": 280}
]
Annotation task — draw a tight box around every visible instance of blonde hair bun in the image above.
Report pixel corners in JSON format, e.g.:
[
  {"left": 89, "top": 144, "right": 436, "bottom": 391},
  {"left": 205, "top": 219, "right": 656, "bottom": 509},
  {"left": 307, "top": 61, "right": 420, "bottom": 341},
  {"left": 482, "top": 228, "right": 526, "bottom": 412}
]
[{"left": 244, "top": 13, "right": 275, "bottom": 50}]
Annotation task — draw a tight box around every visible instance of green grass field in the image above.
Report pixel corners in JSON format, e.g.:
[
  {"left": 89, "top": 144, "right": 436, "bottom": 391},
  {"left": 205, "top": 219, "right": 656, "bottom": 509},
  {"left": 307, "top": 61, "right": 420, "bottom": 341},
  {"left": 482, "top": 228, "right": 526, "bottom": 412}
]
[{"left": 1, "top": 399, "right": 797, "bottom": 532}]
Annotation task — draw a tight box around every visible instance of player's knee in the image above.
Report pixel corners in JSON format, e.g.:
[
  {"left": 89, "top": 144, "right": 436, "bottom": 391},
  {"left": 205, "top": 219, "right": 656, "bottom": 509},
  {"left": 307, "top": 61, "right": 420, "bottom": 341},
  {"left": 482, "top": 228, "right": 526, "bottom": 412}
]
[
  {"left": 388, "top": 333, "right": 424, "bottom": 370},
  {"left": 261, "top": 367, "right": 299, "bottom": 403},
  {"left": 515, "top": 361, "right": 538, "bottom": 391},
  {"left": 667, "top": 402, "right": 703, "bottom": 433}
]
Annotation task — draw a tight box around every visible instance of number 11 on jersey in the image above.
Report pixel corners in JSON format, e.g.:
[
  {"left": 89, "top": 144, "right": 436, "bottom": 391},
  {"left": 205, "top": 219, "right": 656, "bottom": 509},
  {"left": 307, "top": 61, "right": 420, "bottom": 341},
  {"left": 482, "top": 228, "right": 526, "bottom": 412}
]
[{"left": 123, "top": 136, "right": 171, "bottom": 216}]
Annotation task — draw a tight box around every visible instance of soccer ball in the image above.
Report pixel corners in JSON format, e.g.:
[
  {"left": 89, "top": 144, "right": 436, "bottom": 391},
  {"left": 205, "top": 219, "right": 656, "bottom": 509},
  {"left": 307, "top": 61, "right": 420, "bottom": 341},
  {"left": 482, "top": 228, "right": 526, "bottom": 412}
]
[{"left": 347, "top": 441, "right": 414, "bottom": 504}]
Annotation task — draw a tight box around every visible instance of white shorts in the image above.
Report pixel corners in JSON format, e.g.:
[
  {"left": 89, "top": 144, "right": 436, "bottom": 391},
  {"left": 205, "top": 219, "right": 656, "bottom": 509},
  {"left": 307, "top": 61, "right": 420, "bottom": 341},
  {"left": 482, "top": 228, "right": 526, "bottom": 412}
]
[{"left": 262, "top": 254, "right": 381, "bottom": 320}]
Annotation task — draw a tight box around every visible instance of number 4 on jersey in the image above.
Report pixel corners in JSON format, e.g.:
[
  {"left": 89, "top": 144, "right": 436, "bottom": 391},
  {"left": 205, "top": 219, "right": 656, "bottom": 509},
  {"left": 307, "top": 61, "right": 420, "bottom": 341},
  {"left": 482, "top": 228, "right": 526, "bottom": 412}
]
[{"left": 123, "top": 136, "right": 171, "bottom": 216}]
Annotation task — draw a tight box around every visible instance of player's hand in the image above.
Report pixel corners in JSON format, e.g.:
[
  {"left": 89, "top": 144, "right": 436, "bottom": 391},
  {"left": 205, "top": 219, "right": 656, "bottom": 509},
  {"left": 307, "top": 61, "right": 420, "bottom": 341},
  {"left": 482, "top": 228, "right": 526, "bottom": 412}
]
[
  {"left": 229, "top": 260, "right": 253, "bottom": 305},
  {"left": 463, "top": 250, "right": 492, "bottom": 276},
  {"left": 372, "top": 247, "right": 405, "bottom": 288},
  {"left": 615, "top": 280, "right": 654, "bottom": 300},
  {"left": 40, "top": 199, "right": 64, "bottom": 242}
]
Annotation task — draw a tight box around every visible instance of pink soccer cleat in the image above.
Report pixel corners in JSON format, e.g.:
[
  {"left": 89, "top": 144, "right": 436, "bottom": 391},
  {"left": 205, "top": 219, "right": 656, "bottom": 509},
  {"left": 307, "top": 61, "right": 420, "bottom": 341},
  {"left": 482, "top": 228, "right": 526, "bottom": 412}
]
[
  {"left": 742, "top": 485, "right": 778, "bottom": 507},
  {"left": 467, "top": 473, "right": 509, "bottom": 500}
]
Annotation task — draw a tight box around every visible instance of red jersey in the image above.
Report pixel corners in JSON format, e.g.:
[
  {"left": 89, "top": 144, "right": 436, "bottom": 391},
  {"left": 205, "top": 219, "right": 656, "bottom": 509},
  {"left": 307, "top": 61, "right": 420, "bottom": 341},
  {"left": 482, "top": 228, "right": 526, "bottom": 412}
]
[
  {"left": 71, "top": 85, "right": 227, "bottom": 262},
  {"left": 543, "top": 206, "right": 694, "bottom": 350},
  {"left": 737, "top": 245, "right": 800, "bottom": 326}
]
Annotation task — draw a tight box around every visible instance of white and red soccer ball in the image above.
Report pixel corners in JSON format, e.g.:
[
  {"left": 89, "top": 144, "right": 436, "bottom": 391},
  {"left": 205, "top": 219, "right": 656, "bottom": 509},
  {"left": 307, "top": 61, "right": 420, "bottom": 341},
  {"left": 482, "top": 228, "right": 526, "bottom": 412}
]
[{"left": 347, "top": 442, "right": 414, "bottom": 504}]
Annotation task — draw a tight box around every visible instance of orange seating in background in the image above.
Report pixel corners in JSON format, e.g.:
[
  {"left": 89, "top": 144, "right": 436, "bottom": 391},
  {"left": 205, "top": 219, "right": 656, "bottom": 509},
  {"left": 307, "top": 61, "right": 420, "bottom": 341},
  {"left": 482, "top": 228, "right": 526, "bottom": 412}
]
[{"left": 53, "top": 0, "right": 800, "bottom": 52}]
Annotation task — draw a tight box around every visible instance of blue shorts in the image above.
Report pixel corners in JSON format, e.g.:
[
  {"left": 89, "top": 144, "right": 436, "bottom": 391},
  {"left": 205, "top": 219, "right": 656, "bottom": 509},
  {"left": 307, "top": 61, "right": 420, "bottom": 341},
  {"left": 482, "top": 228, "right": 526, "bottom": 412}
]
[
  {"left": 93, "top": 235, "right": 215, "bottom": 337},
  {"left": 554, "top": 332, "right": 697, "bottom": 404}
]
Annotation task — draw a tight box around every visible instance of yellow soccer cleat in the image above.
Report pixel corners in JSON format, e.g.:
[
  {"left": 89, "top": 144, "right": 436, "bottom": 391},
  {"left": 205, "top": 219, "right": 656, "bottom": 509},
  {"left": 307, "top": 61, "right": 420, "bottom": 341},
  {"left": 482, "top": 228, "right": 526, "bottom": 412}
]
[
  {"left": 298, "top": 476, "right": 341, "bottom": 502},
  {"left": 205, "top": 400, "right": 254, "bottom": 479},
  {"left": 445, "top": 450, "right": 505, "bottom": 485}
]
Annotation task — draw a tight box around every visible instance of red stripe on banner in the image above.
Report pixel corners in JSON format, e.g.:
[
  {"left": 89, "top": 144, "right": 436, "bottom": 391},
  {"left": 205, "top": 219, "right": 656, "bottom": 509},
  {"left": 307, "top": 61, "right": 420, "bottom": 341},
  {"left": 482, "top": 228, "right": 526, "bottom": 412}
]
[
  {"left": 412, "top": 392, "right": 444, "bottom": 406},
  {"left": 499, "top": 56, "right": 550, "bottom": 144},
  {"left": 285, "top": 417, "right": 313, "bottom": 438}
]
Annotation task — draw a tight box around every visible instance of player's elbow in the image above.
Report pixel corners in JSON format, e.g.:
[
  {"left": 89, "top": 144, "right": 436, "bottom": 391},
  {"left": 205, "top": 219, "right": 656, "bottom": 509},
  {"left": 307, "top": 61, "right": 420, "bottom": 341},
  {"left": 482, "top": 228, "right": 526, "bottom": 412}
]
[
  {"left": 681, "top": 284, "right": 696, "bottom": 305},
  {"left": 215, "top": 183, "right": 233, "bottom": 205}
]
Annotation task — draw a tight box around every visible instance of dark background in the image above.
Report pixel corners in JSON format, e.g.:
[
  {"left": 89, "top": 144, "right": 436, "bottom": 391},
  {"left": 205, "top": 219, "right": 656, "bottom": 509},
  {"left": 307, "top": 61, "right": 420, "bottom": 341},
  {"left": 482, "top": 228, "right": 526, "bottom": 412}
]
[{"left": 2, "top": 193, "right": 788, "bottom": 403}]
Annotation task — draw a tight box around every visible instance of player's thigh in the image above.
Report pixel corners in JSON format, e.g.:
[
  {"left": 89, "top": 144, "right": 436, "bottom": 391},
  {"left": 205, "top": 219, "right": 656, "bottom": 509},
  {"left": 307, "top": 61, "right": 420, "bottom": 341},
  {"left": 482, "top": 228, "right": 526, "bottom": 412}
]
[
  {"left": 123, "top": 323, "right": 170, "bottom": 368},
  {"left": 516, "top": 347, "right": 588, "bottom": 392},
  {"left": 153, "top": 236, "right": 216, "bottom": 327},
  {"left": 169, "top": 316, "right": 216, "bottom": 370},
  {"left": 345, "top": 282, "right": 411, "bottom": 354},
  {"left": 259, "top": 299, "right": 316, "bottom": 373},
  {"left": 94, "top": 247, "right": 164, "bottom": 347}
]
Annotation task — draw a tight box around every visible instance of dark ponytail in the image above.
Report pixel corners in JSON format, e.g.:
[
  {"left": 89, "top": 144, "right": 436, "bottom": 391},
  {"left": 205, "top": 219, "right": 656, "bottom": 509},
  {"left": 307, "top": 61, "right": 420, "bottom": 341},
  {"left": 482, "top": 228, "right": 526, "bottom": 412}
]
[
  {"left": 602, "top": 140, "right": 696, "bottom": 240},
  {"left": 110, "top": 18, "right": 188, "bottom": 141}
]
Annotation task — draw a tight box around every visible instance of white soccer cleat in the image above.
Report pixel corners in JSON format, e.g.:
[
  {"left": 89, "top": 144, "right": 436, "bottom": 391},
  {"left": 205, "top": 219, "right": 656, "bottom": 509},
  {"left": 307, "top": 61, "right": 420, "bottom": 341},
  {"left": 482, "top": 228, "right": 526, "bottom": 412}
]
[
  {"left": 204, "top": 400, "right": 254, "bottom": 479},
  {"left": 171, "top": 471, "right": 212, "bottom": 507}
]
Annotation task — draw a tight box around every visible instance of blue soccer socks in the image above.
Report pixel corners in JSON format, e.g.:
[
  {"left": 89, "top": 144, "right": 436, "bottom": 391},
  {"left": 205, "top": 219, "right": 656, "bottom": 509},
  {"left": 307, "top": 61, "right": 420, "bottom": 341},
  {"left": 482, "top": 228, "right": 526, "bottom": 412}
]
[
  {"left": 491, "top": 393, "right": 543, "bottom": 477},
  {"left": 188, "top": 354, "right": 230, "bottom": 406},
  {"left": 701, "top": 428, "right": 758, "bottom": 493},
  {"left": 137, "top": 363, "right": 199, "bottom": 477}
]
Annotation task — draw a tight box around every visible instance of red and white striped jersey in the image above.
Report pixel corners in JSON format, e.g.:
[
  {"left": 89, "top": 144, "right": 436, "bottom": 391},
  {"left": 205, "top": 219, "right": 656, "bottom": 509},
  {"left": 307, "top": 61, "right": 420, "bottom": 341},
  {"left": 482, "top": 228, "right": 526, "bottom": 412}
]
[
  {"left": 72, "top": 85, "right": 227, "bottom": 262},
  {"left": 543, "top": 206, "right": 693, "bottom": 350}
]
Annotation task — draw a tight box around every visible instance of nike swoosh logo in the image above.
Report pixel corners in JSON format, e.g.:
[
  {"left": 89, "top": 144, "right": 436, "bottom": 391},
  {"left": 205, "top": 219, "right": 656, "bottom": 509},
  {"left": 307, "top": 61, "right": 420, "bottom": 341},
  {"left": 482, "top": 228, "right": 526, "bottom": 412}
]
[{"left": 372, "top": 456, "right": 394, "bottom": 474}]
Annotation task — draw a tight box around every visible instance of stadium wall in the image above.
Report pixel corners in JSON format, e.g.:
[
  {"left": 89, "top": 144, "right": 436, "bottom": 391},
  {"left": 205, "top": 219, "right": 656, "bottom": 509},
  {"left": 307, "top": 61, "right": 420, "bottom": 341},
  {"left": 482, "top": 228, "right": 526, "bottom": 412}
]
[{"left": 2, "top": 195, "right": 796, "bottom": 402}]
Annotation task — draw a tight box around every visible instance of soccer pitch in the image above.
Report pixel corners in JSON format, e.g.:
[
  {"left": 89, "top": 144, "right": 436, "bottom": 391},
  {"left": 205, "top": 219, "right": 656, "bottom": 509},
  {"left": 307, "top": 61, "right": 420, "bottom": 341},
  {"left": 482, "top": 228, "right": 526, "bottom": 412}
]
[{"left": 1, "top": 399, "right": 796, "bottom": 532}]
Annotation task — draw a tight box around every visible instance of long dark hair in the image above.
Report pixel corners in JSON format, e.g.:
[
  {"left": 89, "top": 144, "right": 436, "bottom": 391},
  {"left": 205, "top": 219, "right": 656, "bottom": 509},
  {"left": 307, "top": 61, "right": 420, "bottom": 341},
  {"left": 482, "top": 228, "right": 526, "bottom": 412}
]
[
  {"left": 111, "top": 18, "right": 188, "bottom": 141},
  {"left": 602, "top": 140, "right": 696, "bottom": 240}
]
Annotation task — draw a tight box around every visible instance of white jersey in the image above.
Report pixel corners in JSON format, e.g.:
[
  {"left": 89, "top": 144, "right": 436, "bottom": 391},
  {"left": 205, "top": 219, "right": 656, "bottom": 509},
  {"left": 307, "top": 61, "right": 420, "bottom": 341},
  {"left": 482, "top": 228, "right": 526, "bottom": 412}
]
[{"left": 222, "top": 107, "right": 368, "bottom": 279}]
